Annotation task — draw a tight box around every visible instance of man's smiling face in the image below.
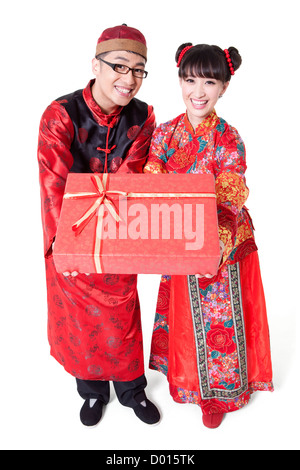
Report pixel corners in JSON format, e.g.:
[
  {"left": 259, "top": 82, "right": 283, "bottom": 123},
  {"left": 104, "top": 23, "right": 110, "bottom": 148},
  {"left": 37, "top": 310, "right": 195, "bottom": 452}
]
[{"left": 92, "top": 50, "right": 146, "bottom": 114}]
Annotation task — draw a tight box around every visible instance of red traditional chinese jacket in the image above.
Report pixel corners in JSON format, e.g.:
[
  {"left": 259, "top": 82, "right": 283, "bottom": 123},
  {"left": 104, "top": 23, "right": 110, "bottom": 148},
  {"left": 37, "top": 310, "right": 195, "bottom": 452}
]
[
  {"left": 144, "top": 110, "right": 273, "bottom": 415},
  {"left": 38, "top": 80, "right": 155, "bottom": 381}
]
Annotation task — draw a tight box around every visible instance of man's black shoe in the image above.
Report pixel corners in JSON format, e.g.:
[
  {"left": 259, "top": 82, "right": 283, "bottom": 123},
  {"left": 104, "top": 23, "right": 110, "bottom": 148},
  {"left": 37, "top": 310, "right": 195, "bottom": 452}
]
[
  {"left": 80, "top": 399, "right": 104, "bottom": 426},
  {"left": 133, "top": 398, "right": 160, "bottom": 425}
]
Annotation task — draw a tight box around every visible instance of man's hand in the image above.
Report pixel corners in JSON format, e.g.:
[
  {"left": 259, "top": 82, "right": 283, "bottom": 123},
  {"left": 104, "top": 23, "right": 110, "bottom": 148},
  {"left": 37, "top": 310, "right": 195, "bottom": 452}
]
[{"left": 63, "top": 271, "right": 79, "bottom": 277}]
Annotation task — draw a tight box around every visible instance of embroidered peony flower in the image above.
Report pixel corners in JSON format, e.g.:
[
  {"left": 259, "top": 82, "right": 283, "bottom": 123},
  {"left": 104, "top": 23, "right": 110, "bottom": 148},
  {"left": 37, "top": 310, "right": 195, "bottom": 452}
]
[
  {"left": 206, "top": 323, "right": 236, "bottom": 354},
  {"left": 219, "top": 132, "right": 239, "bottom": 155},
  {"left": 156, "top": 285, "right": 170, "bottom": 311},
  {"left": 234, "top": 238, "right": 258, "bottom": 262},
  {"left": 151, "top": 330, "right": 169, "bottom": 355},
  {"left": 202, "top": 399, "right": 228, "bottom": 415},
  {"left": 167, "top": 139, "right": 200, "bottom": 171}
]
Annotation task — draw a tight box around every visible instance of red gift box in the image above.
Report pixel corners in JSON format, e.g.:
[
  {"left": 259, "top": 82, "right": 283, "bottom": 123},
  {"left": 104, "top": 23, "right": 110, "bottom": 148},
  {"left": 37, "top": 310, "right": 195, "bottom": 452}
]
[{"left": 53, "top": 173, "right": 220, "bottom": 275}]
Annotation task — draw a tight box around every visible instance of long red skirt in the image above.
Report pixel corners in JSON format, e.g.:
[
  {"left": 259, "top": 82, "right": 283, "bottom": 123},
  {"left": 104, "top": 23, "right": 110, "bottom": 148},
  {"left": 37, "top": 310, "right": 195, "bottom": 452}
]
[{"left": 150, "top": 251, "right": 273, "bottom": 414}]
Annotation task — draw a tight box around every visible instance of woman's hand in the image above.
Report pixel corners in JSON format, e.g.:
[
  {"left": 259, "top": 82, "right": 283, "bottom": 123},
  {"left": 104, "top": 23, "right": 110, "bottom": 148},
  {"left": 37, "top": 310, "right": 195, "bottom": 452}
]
[
  {"left": 195, "top": 239, "right": 225, "bottom": 279},
  {"left": 195, "top": 272, "right": 214, "bottom": 279}
]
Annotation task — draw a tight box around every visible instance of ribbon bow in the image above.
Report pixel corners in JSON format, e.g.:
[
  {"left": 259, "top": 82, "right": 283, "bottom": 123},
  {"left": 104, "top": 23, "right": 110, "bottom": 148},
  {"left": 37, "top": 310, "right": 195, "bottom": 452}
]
[
  {"left": 64, "top": 174, "right": 127, "bottom": 235},
  {"left": 63, "top": 174, "right": 127, "bottom": 273}
]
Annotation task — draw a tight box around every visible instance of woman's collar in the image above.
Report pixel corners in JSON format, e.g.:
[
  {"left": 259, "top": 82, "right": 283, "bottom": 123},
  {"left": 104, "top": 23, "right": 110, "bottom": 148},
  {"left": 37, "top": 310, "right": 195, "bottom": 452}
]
[{"left": 184, "top": 109, "right": 219, "bottom": 136}]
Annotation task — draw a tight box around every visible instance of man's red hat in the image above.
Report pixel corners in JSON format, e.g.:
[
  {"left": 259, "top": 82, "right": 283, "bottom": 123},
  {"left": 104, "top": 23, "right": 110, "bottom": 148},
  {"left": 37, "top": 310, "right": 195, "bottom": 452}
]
[{"left": 96, "top": 24, "right": 147, "bottom": 60}]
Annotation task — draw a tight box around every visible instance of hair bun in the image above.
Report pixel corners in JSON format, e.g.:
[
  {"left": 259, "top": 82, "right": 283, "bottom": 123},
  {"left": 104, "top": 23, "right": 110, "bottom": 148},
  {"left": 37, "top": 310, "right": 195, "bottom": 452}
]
[
  {"left": 175, "top": 42, "right": 193, "bottom": 64},
  {"left": 227, "top": 47, "right": 242, "bottom": 72}
]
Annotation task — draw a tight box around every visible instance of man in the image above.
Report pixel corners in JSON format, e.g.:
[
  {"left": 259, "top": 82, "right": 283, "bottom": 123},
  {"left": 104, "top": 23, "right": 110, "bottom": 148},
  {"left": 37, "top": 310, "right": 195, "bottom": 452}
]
[{"left": 38, "top": 24, "right": 160, "bottom": 426}]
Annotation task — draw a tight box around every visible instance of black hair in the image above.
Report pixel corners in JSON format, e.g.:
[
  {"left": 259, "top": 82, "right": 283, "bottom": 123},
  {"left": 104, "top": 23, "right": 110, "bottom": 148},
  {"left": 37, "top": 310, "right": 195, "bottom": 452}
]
[{"left": 176, "top": 43, "right": 242, "bottom": 83}]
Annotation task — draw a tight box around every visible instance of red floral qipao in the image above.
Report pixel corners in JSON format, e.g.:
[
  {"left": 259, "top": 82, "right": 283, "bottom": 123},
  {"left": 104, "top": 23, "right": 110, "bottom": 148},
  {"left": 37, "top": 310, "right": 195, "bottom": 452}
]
[
  {"left": 38, "top": 80, "right": 155, "bottom": 381},
  {"left": 144, "top": 111, "right": 273, "bottom": 415}
]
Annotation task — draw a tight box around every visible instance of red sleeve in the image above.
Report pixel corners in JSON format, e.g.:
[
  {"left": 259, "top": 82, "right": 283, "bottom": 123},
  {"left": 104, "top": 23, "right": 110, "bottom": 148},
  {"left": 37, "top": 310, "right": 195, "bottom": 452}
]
[
  {"left": 214, "top": 125, "right": 250, "bottom": 265},
  {"left": 37, "top": 101, "right": 74, "bottom": 257},
  {"left": 117, "top": 105, "right": 156, "bottom": 173}
]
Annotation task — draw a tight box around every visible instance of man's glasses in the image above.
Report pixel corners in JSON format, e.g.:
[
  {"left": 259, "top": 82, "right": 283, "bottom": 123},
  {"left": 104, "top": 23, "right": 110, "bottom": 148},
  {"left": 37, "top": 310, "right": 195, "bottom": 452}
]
[{"left": 98, "top": 57, "right": 148, "bottom": 79}]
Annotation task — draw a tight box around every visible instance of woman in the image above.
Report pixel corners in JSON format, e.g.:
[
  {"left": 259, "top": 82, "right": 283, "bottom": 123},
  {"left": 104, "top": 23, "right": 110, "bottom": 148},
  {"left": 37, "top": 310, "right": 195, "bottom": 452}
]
[{"left": 144, "top": 43, "right": 273, "bottom": 428}]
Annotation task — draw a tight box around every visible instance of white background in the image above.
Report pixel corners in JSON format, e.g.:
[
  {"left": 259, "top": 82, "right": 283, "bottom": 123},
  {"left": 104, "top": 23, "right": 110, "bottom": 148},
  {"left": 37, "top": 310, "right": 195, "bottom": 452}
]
[{"left": 1, "top": 0, "right": 299, "bottom": 451}]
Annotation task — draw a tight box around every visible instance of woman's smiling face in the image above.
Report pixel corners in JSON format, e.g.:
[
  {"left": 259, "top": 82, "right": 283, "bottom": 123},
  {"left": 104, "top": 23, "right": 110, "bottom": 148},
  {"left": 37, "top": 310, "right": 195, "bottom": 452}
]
[{"left": 180, "top": 75, "right": 229, "bottom": 129}]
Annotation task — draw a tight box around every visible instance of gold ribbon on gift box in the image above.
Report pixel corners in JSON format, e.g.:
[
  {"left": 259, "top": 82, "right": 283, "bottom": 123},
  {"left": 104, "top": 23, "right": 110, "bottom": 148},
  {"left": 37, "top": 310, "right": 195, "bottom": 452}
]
[{"left": 63, "top": 174, "right": 216, "bottom": 274}]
